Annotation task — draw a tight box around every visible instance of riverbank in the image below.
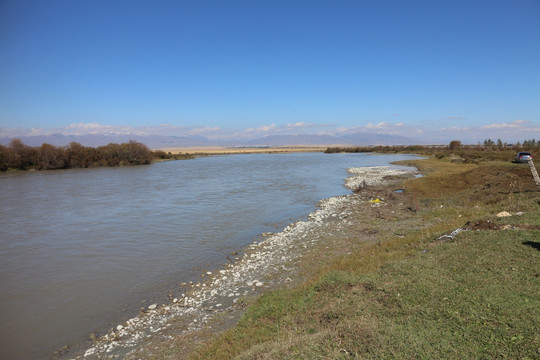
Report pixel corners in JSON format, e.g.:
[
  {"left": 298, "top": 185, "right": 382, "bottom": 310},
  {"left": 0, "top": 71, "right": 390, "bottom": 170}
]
[
  {"left": 158, "top": 145, "right": 331, "bottom": 155},
  {"left": 185, "top": 158, "right": 540, "bottom": 359},
  {"left": 63, "top": 165, "right": 418, "bottom": 359},
  {"left": 65, "top": 157, "right": 540, "bottom": 359}
]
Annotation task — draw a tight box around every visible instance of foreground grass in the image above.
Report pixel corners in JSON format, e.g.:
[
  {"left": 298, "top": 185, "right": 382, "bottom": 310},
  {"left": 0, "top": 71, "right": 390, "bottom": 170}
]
[
  {"left": 199, "top": 229, "right": 540, "bottom": 359},
  {"left": 183, "top": 158, "right": 540, "bottom": 359}
]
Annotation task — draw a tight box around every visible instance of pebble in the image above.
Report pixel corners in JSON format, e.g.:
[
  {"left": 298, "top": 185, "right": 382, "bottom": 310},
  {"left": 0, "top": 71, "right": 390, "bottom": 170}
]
[
  {"left": 84, "top": 348, "right": 96, "bottom": 356},
  {"left": 148, "top": 304, "right": 157, "bottom": 310}
]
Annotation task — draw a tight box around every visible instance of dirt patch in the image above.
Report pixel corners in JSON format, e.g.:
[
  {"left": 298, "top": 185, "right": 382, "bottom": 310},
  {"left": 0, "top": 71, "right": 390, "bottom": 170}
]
[
  {"left": 466, "top": 220, "right": 501, "bottom": 231},
  {"left": 518, "top": 224, "right": 540, "bottom": 230},
  {"left": 444, "top": 220, "right": 540, "bottom": 235}
]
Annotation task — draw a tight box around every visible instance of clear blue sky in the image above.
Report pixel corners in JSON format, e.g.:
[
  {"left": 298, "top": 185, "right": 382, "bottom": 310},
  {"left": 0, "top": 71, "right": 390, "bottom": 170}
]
[{"left": 1, "top": 0, "right": 539, "bottom": 143}]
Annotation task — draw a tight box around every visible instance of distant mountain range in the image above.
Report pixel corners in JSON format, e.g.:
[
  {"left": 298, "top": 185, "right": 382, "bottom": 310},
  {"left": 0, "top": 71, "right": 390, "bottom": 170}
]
[{"left": 0, "top": 132, "right": 428, "bottom": 149}]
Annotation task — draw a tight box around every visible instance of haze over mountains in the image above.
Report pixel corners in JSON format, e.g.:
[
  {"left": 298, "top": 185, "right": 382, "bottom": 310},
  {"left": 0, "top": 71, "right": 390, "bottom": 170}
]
[{"left": 0, "top": 132, "right": 427, "bottom": 149}]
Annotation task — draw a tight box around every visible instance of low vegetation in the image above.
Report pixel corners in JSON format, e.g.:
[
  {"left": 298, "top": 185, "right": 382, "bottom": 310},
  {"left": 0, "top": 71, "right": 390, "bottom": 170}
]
[
  {"left": 325, "top": 138, "right": 539, "bottom": 164},
  {"left": 180, "top": 146, "right": 539, "bottom": 359},
  {"left": 0, "top": 139, "right": 194, "bottom": 171}
]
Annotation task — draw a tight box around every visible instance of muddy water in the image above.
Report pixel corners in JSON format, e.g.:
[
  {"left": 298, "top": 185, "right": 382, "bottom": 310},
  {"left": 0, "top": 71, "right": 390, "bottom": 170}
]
[{"left": 0, "top": 152, "right": 418, "bottom": 359}]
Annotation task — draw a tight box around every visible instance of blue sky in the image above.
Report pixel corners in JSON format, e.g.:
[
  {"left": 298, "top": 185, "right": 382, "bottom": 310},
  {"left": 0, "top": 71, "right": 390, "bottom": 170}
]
[{"left": 1, "top": 0, "right": 539, "bottom": 143}]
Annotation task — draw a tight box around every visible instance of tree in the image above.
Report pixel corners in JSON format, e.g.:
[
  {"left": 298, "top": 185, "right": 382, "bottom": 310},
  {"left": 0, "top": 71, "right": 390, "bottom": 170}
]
[
  {"left": 39, "top": 143, "right": 66, "bottom": 169},
  {"left": 125, "top": 140, "right": 153, "bottom": 165},
  {"left": 449, "top": 140, "right": 462, "bottom": 151},
  {"left": 8, "top": 138, "right": 38, "bottom": 169},
  {"left": 0, "top": 144, "right": 9, "bottom": 171},
  {"left": 2, "top": 139, "right": 158, "bottom": 171},
  {"left": 66, "top": 142, "right": 96, "bottom": 168}
]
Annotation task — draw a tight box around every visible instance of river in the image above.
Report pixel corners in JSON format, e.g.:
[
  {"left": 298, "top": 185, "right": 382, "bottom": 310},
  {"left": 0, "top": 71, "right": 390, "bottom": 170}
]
[{"left": 0, "top": 152, "right": 418, "bottom": 359}]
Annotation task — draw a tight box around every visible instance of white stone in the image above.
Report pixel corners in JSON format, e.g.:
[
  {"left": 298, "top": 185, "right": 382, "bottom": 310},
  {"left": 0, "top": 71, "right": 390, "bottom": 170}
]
[
  {"left": 148, "top": 303, "right": 157, "bottom": 310},
  {"left": 84, "top": 347, "right": 96, "bottom": 357}
]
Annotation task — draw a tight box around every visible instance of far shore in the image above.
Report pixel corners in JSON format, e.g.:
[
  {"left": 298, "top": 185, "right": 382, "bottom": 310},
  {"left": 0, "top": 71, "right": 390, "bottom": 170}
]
[{"left": 157, "top": 145, "right": 340, "bottom": 155}]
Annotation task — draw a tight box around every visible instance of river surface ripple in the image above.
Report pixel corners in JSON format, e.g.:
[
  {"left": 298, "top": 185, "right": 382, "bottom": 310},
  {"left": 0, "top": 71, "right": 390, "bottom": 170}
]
[{"left": 0, "top": 152, "right": 418, "bottom": 359}]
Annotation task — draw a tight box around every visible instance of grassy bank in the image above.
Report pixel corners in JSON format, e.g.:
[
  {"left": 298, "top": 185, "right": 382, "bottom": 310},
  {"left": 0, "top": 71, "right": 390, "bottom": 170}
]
[
  {"left": 325, "top": 139, "right": 539, "bottom": 164},
  {"left": 201, "top": 226, "right": 539, "bottom": 359},
  {"left": 130, "top": 156, "right": 539, "bottom": 359},
  {"left": 182, "top": 157, "right": 540, "bottom": 359}
]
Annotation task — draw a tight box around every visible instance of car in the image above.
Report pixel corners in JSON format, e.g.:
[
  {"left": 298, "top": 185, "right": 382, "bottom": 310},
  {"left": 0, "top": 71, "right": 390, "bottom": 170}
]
[{"left": 514, "top": 152, "right": 533, "bottom": 163}]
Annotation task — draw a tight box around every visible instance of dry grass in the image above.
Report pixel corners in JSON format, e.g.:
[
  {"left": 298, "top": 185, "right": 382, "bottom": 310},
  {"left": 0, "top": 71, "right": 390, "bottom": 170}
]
[{"left": 159, "top": 146, "right": 331, "bottom": 155}]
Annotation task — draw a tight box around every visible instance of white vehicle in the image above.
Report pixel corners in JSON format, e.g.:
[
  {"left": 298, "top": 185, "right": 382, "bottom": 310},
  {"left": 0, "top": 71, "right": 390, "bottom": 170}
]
[{"left": 514, "top": 152, "right": 533, "bottom": 163}]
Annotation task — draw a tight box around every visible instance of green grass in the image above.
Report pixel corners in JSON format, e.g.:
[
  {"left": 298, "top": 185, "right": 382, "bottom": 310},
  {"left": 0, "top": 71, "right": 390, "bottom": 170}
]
[
  {"left": 191, "top": 223, "right": 540, "bottom": 359},
  {"left": 159, "top": 156, "right": 540, "bottom": 360},
  {"left": 361, "top": 229, "right": 540, "bottom": 359}
]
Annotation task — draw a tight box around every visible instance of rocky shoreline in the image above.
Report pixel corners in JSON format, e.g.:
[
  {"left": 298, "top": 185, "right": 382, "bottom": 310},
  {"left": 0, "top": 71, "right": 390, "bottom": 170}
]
[{"left": 66, "top": 165, "right": 418, "bottom": 360}]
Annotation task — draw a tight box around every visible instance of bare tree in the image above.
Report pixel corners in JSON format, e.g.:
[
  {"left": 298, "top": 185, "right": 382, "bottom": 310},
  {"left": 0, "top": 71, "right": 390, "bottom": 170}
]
[{"left": 449, "top": 140, "right": 461, "bottom": 151}]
